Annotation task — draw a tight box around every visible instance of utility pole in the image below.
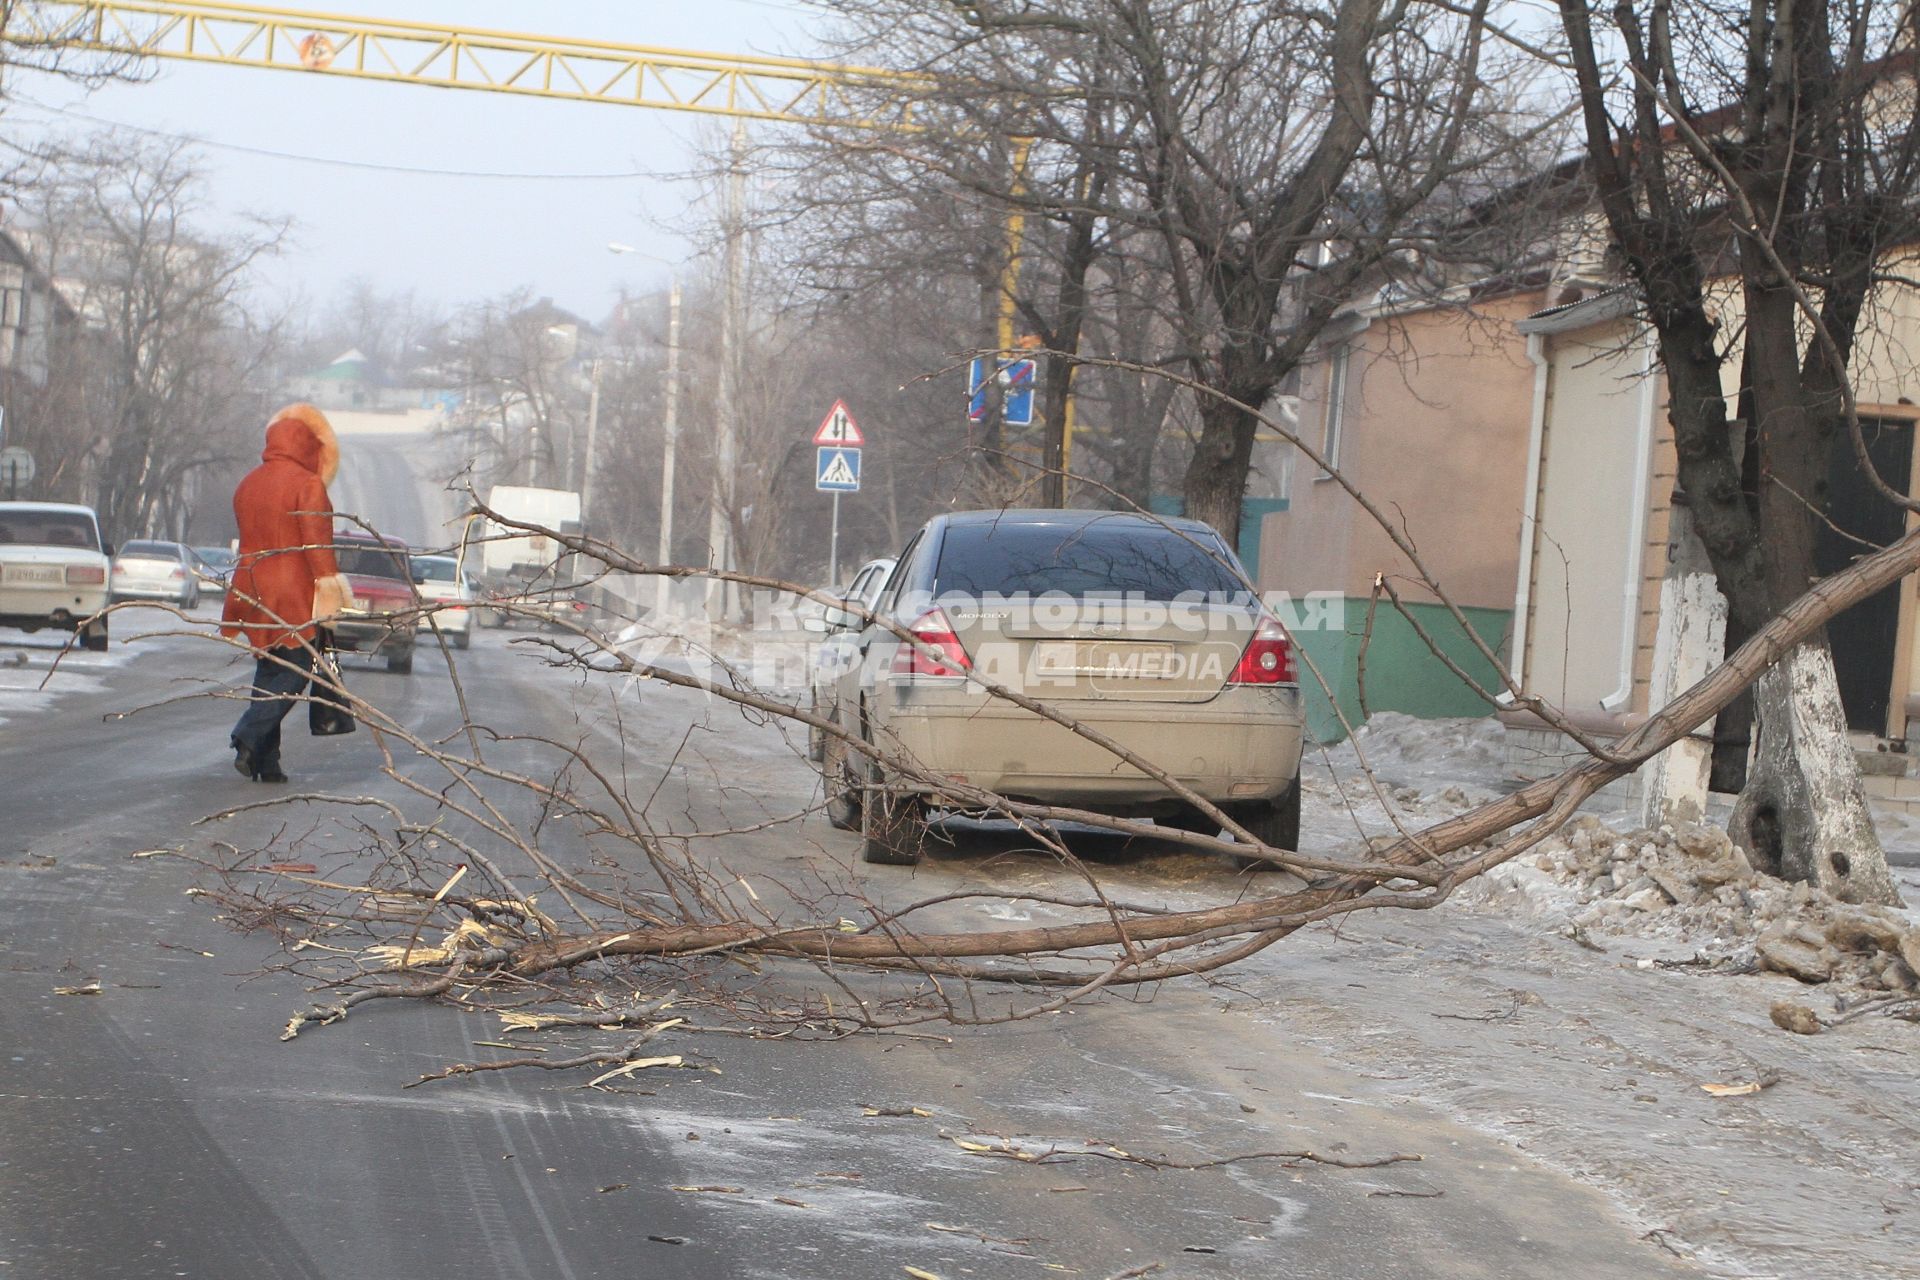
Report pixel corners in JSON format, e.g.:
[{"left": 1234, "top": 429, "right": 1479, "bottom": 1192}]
[
  {"left": 708, "top": 121, "right": 746, "bottom": 622},
  {"left": 581, "top": 357, "right": 603, "bottom": 521},
  {"left": 656, "top": 281, "right": 681, "bottom": 617}
]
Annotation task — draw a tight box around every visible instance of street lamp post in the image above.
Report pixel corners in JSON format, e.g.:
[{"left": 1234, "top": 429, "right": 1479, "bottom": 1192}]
[
  {"left": 657, "top": 282, "right": 682, "bottom": 617},
  {"left": 581, "top": 356, "right": 603, "bottom": 524}
]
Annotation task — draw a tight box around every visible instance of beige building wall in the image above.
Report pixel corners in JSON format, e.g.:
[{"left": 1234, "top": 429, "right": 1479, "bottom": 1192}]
[{"left": 1259, "top": 294, "right": 1538, "bottom": 607}]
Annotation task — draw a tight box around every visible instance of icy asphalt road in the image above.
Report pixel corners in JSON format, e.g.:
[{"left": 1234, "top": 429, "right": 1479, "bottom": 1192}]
[{"left": 0, "top": 606, "right": 1712, "bottom": 1279}]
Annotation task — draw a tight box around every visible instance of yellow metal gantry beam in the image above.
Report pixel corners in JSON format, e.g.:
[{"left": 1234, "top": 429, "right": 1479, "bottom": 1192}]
[{"left": 17, "top": 0, "right": 927, "bottom": 128}]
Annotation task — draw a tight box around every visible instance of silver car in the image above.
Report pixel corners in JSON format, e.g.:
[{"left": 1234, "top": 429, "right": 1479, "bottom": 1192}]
[
  {"left": 805, "top": 556, "right": 896, "bottom": 764},
  {"left": 820, "top": 510, "right": 1305, "bottom": 866},
  {"left": 110, "top": 539, "right": 200, "bottom": 608}
]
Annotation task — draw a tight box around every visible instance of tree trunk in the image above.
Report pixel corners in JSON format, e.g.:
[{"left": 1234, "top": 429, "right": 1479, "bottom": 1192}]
[
  {"left": 1729, "top": 642, "right": 1901, "bottom": 905},
  {"left": 1726, "top": 283, "right": 1902, "bottom": 903},
  {"left": 1181, "top": 395, "right": 1256, "bottom": 545}
]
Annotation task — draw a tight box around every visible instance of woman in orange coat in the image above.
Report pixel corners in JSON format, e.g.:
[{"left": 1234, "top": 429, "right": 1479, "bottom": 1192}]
[{"left": 220, "top": 403, "right": 355, "bottom": 782}]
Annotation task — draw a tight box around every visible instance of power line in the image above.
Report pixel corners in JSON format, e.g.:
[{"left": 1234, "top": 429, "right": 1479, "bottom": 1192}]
[{"left": 4, "top": 97, "right": 657, "bottom": 181}]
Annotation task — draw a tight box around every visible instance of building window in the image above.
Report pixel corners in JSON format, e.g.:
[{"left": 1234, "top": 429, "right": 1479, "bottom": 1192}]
[{"left": 1318, "top": 343, "right": 1349, "bottom": 478}]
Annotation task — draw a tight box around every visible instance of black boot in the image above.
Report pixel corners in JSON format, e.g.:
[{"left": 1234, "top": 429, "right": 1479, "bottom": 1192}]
[
  {"left": 231, "top": 738, "right": 258, "bottom": 779},
  {"left": 253, "top": 757, "right": 289, "bottom": 784}
]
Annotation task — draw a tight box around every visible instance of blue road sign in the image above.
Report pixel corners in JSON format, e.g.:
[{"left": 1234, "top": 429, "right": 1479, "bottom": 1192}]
[
  {"left": 1002, "top": 358, "right": 1036, "bottom": 426},
  {"left": 967, "top": 356, "right": 1038, "bottom": 425},
  {"left": 816, "top": 446, "right": 861, "bottom": 492}
]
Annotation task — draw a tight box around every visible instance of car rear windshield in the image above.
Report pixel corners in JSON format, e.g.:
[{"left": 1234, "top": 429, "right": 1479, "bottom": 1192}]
[
  {"left": 0, "top": 510, "right": 99, "bottom": 551},
  {"left": 411, "top": 558, "right": 458, "bottom": 582},
  {"left": 194, "top": 547, "right": 237, "bottom": 567},
  {"left": 337, "top": 543, "right": 410, "bottom": 580},
  {"left": 121, "top": 540, "right": 176, "bottom": 559},
  {"left": 932, "top": 520, "right": 1248, "bottom": 601}
]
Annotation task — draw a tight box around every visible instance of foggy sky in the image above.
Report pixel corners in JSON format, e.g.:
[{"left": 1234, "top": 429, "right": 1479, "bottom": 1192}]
[{"left": 8, "top": 0, "right": 831, "bottom": 323}]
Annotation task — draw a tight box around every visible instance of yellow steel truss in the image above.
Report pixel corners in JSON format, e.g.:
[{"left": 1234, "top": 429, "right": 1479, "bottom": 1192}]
[{"left": 16, "top": 0, "right": 927, "bottom": 128}]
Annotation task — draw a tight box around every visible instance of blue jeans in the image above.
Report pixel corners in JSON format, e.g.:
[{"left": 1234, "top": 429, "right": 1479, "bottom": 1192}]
[{"left": 231, "top": 645, "right": 315, "bottom": 768}]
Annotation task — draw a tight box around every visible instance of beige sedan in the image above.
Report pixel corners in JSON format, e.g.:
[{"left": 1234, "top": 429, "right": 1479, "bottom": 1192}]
[{"left": 819, "top": 510, "right": 1305, "bottom": 866}]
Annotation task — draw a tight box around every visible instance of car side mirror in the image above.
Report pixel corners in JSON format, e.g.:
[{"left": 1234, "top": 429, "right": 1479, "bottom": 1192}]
[{"left": 101, "top": 542, "right": 114, "bottom": 558}]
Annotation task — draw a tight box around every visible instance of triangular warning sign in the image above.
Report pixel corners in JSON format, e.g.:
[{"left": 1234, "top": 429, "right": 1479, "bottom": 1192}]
[
  {"left": 813, "top": 399, "right": 864, "bottom": 446},
  {"left": 819, "top": 451, "right": 858, "bottom": 487}
]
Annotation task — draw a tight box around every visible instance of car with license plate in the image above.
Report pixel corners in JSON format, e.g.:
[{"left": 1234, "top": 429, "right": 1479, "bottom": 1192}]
[
  {"left": 110, "top": 539, "right": 201, "bottom": 609},
  {"left": 408, "top": 553, "right": 476, "bottom": 649},
  {"left": 819, "top": 510, "right": 1305, "bottom": 867},
  {"left": 0, "top": 502, "right": 112, "bottom": 651},
  {"left": 331, "top": 532, "right": 419, "bottom": 673}
]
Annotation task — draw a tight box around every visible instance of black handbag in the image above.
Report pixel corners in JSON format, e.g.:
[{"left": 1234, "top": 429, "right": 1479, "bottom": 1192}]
[{"left": 309, "top": 629, "right": 357, "bottom": 737}]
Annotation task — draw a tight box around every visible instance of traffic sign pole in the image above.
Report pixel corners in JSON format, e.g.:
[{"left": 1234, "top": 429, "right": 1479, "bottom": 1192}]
[{"left": 829, "top": 492, "right": 841, "bottom": 586}]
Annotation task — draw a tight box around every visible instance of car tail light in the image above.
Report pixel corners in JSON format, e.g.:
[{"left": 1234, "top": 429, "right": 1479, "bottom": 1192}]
[
  {"left": 111, "top": 563, "right": 126, "bottom": 575},
  {"left": 169, "top": 566, "right": 186, "bottom": 579},
  {"left": 66, "top": 565, "right": 106, "bottom": 586},
  {"left": 890, "top": 607, "right": 971, "bottom": 677},
  {"left": 1229, "top": 615, "right": 1297, "bottom": 685}
]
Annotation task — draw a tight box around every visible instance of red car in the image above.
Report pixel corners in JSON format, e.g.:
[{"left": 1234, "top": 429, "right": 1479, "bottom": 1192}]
[{"left": 330, "top": 532, "right": 419, "bottom": 673}]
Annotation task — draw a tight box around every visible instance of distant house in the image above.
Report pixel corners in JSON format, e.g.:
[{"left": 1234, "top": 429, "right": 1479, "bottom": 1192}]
[
  {"left": 285, "top": 348, "right": 393, "bottom": 411},
  {"left": 1255, "top": 288, "right": 1541, "bottom": 742},
  {"left": 0, "top": 223, "right": 79, "bottom": 416}
]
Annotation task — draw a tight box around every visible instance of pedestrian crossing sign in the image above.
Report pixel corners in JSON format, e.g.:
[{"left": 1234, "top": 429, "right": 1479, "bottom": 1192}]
[{"left": 816, "top": 446, "right": 861, "bottom": 492}]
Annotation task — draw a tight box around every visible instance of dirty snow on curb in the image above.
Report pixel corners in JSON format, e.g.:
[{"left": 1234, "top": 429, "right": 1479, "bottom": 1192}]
[{"left": 0, "top": 635, "right": 131, "bottom": 729}]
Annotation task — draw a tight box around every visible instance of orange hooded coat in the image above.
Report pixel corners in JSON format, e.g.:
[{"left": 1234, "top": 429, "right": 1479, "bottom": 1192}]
[{"left": 220, "top": 404, "right": 353, "bottom": 652}]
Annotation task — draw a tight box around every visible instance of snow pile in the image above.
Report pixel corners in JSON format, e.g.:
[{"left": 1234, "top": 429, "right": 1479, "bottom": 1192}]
[
  {"left": 1471, "top": 815, "right": 1920, "bottom": 992},
  {"left": 1319, "top": 712, "right": 1508, "bottom": 787}
]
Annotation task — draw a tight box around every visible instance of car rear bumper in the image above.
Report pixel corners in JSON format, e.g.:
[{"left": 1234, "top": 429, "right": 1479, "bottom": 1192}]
[
  {"left": 110, "top": 584, "right": 192, "bottom": 602},
  {"left": 879, "top": 683, "right": 1305, "bottom": 809},
  {"left": 330, "top": 616, "right": 414, "bottom": 654},
  {"left": 0, "top": 583, "right": 110, "bottom": 626},
  {"left": 421, "top": 605, "right": 472, "bottom": 635}
]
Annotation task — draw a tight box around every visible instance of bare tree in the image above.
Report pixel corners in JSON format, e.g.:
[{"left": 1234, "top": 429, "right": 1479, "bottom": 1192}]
[
  {"left": 440, "top": 291, "right": 590, "bottom": 493},
  {"left": 293, "top": 278, "right": 446, "bottom": 384},
  {"left": 18, "top": 134, "right": 285, "bottom": 541},
  {"left": 788, "top": 0, "right": 1527, "bottom": 543},
  {"left": 1556, "top": 0, "right": 1917, "bottom": 905}
]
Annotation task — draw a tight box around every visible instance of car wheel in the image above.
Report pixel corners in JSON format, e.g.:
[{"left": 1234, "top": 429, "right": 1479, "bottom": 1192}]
[
  {"left": 453, "top": 629, "right": 471, "bottom": 651},
  {"left": 1233, "top": 778, "right": 1301, "bottom": 872},
  {"left": 860, "top": 759, "right": 925, "bottom": 865},
  {"left": 82, "top": 618, "right": 109, "bottom": 652},
  {"left": 386, "top": 647, "right": 415, "bottom": 675},
  {"left": 821, "top": 731, "right": 862, "bottom": 831}
]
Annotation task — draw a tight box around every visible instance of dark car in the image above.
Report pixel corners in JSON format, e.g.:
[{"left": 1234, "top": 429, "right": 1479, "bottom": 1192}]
[
  {"left": 330, "top": 532, "right": 419, "bottom": 674},
  {"left": 191, "top": 545, "right": 239, "bottom": 595}
]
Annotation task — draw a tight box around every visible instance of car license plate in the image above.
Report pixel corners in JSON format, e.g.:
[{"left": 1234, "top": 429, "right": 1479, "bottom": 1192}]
[
  {"left": 1033, "top": 640, "right": 1176, "bottom": 679},
  {"left": 2, "top": 564, "right": 62, "bottom": 585}
]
